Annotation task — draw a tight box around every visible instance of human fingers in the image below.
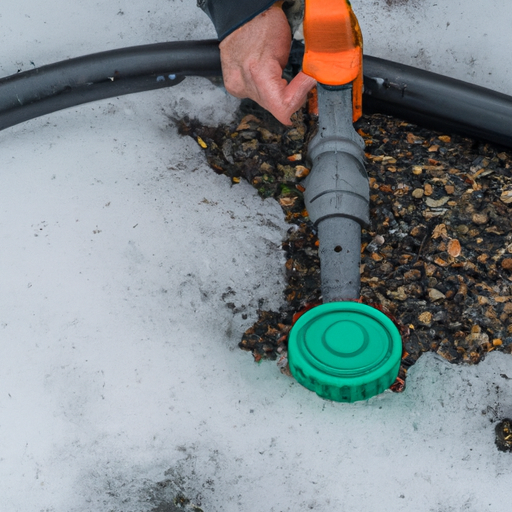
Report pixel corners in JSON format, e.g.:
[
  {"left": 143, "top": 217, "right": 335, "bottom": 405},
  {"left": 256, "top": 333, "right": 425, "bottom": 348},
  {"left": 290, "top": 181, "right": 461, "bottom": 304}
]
[
  {"left": 253, "top": 68, "right": 317, "bottom": 125},
  {"left": 281, "top": 72, "right": 317, "bottom": 119}
]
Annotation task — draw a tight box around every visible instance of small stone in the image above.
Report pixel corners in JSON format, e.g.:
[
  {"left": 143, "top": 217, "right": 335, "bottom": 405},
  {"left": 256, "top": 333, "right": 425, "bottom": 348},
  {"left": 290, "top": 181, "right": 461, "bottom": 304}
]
[
  {"left": 410, "top": 225, "right": 427, "bottom": 238},
  {"left": 366, "top": 235, "right": 385, "bottom": 253},
  {"left": 472, "top": 213, "right": 489, "bottom": 225},
  {"left": 438, "top": 135, "right": 451, "bottom": 143},
  {"left": 412, "top": 188, "right": 424, "bottom": 199},
  {"left": 388, "top": 286, "right": 408, "bottom": 301},
  {"left": 429, "top": 288, "right": 446, "bottom": 301},
  {"left": 434, "top": 257, "right": 450, "bottom": 267},
  {"left": 426, "top": 196, "right": 450, "bottom": 207},
  {"left": 407, "top": 132, "right": 423, "bottom": 144},
  {"left": 242, "top": 139, "right": 258, "bottom": 152},
  {"left": 501, "top": 258, "right": 512, "bottom": 270},
  {"left": 404, "top": 269, "right": 422, "bottom": 280},
  {"left": 294, "top": 165, "right": 310, "bottom": 178},
  {"left": 445, "top": 185, "right": 455, "bottom": 194},
  {"left": 279, "top": 196, "right": 297, "bottom": 207},
  {"left": 286, "top": 127, "right": 305, "bottom": 141},
  {"left": 418, "top": 311, "right": 433, "bottom": 325},
  {"left": 423, "top": 210, "right": 446, "bottom": 220},
  {"left": 432, "top": 223, "right": 448, "bottom": 239},
  {"left": 428, "top": 277, "right": 438, "bottom": 288},
  {"left": 424, "top": 183, "right": 433, "bottom": 196},
  {"left": 500, "top": 189, "right": 512, "bottom": 204},
  {"left": 412, "top": 165, "right": 423, "bottom": 175},
  {"left": 425, "top": 263, "right": 437, "bottom": 276},
  {"left": 485, "top": 307, "right": 498, "bottom": 320},
  {"left": 447, "top": 239, "right": 462, "bottom": 258},
  {"left": 457, "top": 225, "right": 469, "bottom": 235},
  {"left": 466, "top": 330, "right": 489, "bottom": 347}
]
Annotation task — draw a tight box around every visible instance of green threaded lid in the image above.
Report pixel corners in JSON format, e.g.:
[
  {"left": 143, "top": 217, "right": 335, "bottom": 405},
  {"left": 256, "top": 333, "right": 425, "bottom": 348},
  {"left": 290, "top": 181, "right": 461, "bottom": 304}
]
[{"left": 288, "top": 302, "right": 402, "bottom": 403}]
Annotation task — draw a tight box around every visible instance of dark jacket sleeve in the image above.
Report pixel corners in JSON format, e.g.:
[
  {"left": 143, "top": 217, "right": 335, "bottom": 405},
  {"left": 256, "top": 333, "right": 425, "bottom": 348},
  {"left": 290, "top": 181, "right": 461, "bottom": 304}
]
[{"left": 198, "top": 0, "right": 276, "bottom": 40}]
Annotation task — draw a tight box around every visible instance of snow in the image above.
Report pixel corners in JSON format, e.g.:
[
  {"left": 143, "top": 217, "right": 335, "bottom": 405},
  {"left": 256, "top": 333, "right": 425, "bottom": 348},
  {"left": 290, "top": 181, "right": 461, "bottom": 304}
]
[
  {"left": 354, "top": 0, "right": 512, "bottom": 95},
  {"left": 1, "top": 2, "right": 512, "bottom": 511}
]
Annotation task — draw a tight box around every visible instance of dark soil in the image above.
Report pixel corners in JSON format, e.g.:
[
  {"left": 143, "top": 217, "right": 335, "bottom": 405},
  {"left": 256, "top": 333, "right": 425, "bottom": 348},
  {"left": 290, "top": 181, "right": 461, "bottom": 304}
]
[{"left": 177, "top": 97, "right": 512, "bottom": 391}]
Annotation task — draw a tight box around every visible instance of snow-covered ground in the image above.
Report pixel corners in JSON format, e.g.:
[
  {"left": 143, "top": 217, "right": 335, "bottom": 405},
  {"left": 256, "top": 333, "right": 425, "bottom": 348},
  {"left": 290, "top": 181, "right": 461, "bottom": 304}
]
[
  {"left": 1, "top": 2, "right": 512, "bottom": 511},
  {"left": 355, "top": 0, "right": 512, "bottom": 96}
]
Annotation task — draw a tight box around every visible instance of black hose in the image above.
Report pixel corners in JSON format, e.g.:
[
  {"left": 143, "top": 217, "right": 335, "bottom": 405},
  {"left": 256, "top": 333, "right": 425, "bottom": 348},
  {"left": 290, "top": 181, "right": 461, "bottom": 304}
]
[
  {"left": 0, "top": 40, "right": 220, "bottom": 131},
  {"left": 362, "top": 56, "right": 512, "bottom": 148},
  {"left": 1, "top": 74, "right": 186, "bottom": 131},
  {"left": 0, "top": 39, "right": 511, "bottom": 148}
]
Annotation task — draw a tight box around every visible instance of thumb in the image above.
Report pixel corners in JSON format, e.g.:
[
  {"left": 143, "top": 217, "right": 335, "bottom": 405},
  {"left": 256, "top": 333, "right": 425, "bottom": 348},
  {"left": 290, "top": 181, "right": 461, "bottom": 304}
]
[
  {"left": 258, "top": 71, "right": 316, "bottom": 125},
  {"left": 281, "top": 72, "right": 317, "bottom": 119}
]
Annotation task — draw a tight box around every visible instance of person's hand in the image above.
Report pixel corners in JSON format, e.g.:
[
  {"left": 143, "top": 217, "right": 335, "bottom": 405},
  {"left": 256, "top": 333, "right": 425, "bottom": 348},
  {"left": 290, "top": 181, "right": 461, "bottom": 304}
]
[{"left": 219, "top": 3, "right": 316, "bottom": 125}]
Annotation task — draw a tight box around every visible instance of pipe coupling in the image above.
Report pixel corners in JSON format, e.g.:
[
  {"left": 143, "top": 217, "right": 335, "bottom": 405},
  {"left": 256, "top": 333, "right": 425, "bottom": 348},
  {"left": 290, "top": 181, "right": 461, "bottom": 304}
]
[{"left": 304, "top": 85, "right": 369, "bottom": 227}]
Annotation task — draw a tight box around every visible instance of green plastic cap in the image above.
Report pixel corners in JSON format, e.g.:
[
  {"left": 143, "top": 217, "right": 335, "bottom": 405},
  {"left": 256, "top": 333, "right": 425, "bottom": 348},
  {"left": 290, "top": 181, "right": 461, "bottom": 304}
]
[{"left": 288, "top": 302, "right": 402, "bottom": 403}]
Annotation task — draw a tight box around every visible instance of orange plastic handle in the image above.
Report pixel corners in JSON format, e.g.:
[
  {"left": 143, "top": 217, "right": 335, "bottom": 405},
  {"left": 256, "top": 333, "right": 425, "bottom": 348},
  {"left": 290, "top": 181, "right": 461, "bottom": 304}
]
[{"left": 303, "top": 0, "right": 363, "bottom": 121}]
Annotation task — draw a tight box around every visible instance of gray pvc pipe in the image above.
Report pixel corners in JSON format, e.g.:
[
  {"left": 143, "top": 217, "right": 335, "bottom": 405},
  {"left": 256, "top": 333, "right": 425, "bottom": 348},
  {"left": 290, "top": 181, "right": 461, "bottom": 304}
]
[
  {"left": 304, "top": 85, "right": 369, "bottom": 302},
  {"left": 317, "top": 216, "right": 363, "bottom": 301}
]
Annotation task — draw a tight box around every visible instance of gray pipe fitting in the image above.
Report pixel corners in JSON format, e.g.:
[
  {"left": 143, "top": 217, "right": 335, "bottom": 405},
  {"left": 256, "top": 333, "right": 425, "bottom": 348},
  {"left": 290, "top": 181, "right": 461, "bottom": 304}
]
[{"left": 304, "top": 85, "right": 369, "bottom": 302}]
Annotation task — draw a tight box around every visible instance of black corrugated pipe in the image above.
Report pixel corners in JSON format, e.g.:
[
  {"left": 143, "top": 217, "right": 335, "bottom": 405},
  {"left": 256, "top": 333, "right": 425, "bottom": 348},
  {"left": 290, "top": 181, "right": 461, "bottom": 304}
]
[{"left": 0, "top": 39, "right": 511, "bottom": 148}]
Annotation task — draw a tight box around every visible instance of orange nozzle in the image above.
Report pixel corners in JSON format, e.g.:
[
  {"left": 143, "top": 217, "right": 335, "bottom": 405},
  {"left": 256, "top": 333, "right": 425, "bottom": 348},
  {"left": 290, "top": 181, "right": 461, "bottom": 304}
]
[{"left": 303, "top": 0, "right": 363, "bottom": 121}]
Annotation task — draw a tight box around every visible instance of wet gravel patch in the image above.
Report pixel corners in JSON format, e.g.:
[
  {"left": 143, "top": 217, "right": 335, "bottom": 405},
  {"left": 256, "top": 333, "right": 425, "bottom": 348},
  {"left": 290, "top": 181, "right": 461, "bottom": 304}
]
[{"left": 177, "top": 98, "right": 512, "bottom": 390}]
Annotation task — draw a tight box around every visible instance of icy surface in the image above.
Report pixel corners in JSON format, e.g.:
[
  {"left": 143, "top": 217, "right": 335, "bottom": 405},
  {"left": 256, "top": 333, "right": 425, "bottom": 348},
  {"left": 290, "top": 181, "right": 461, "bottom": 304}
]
[{"left": 1, "top": 2, "right": 512, "bottom": 512}]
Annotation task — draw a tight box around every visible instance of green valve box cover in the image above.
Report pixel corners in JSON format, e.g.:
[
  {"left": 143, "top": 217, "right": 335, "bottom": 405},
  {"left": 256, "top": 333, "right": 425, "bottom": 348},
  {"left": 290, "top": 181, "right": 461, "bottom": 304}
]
[{"left": 288, "top": 302, "right": 402, "bottom": 403}]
